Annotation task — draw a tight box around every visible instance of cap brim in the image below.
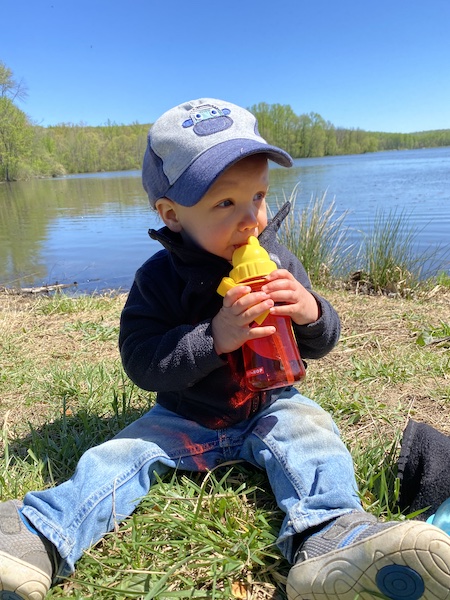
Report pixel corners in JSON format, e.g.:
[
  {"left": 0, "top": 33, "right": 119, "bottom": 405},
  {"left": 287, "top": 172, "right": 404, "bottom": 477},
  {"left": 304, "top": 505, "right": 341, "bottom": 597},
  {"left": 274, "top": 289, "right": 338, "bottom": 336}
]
[{"left": 166, "top": 139, "right": 293, "bottom": 207}]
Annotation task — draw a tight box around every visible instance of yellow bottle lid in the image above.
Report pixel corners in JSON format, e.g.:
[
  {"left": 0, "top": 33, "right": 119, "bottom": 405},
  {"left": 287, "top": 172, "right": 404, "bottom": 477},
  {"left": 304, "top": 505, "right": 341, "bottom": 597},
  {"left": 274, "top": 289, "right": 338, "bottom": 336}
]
[
  {"left": 217, "top": 237, "right": 276, "bottom": 324},
  {"left": 228, "top": 236, "right": 277, "bottom": 283}
]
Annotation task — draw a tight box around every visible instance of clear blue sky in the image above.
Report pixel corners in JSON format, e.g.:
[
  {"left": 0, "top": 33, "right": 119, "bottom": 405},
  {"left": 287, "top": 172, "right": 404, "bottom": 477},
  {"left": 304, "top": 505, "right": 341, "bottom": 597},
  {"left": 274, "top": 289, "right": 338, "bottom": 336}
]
[{"left": 3, "top": 0, "right": 450, "bottom": 133}]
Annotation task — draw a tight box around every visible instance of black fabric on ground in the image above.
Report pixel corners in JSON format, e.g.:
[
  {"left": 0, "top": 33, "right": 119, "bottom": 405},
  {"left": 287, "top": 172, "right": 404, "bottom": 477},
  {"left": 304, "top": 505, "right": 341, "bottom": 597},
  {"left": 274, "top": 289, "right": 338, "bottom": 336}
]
[{"left": 397, "top": 419, "right": 450, "bottom": 520}]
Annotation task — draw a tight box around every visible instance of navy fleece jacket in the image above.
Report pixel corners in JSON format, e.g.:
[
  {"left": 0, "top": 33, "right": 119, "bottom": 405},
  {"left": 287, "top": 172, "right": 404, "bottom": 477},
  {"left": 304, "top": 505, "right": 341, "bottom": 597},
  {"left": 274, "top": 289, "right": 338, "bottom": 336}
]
[{"left": 119, "top": 203, "right": 340, "bottom": 429}]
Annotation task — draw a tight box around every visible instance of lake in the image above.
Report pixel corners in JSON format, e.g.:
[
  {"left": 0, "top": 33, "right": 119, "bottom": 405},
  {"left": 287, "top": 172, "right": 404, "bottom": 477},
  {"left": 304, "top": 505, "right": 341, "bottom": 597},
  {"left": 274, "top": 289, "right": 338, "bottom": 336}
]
[{"left": 0, "top": 147, "right": 449, "bottom": 294}]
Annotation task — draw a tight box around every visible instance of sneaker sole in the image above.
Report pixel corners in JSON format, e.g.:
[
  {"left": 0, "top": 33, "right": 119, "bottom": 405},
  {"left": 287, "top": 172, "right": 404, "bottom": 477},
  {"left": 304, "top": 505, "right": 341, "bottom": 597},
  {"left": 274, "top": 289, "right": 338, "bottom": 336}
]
[
  {"left": 0, "top": 550, "right": 51, "bottom": 600},
  {"left": 286, "top": 521, "right": 450, "bottom": 600}
]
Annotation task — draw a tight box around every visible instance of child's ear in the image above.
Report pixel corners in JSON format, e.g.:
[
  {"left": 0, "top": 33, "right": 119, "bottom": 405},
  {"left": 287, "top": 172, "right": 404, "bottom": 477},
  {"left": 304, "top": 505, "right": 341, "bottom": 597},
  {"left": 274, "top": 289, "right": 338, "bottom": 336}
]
[{"left": 155, "top": 198, "right": 183, "bottom": 232}]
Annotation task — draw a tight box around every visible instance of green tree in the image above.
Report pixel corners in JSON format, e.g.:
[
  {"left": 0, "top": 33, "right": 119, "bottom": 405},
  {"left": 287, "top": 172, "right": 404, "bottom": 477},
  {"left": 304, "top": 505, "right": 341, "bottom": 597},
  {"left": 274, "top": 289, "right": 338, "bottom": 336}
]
[
  {"left": 0, "top": 61, "right": 31, "bottom": 181},
  {"left": 249, "top": 103, "right": 300, "bottom": 156},
  {"left": 324, "top": 121, "right": 338, "bottom": 156},
  {"left": 309, "top": 112, "right": 326, "bottom": 157},
  {"left": 0, "top": 60, "right": 28, "bottom": 102},
  {"left": 0, "top": 96, "right": 33, "bottom": 180}
]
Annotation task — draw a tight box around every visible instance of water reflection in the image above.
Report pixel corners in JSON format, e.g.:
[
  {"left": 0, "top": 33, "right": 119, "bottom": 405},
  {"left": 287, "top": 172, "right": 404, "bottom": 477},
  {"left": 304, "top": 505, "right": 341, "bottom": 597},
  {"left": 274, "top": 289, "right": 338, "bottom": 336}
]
[
  {"left": 0, "top": 148, "right": 449, "bottom": 293},
  {"left": 0, "top": 174, "right": 162, "bottom": 291}
]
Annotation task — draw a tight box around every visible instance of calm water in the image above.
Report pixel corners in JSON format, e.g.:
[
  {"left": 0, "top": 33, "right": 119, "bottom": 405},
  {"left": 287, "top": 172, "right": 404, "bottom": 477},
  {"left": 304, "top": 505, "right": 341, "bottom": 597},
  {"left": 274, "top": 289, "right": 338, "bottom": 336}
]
[{"left": 0, "top": 147, "right": 449, "bottom": 293}]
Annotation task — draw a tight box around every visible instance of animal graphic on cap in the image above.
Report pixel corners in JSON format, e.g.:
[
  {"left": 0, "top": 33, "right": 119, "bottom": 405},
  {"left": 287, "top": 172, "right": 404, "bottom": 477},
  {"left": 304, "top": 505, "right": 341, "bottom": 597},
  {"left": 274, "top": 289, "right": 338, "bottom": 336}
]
[{"left": 182, "top": 103, "right": 232, "bottom": 136}]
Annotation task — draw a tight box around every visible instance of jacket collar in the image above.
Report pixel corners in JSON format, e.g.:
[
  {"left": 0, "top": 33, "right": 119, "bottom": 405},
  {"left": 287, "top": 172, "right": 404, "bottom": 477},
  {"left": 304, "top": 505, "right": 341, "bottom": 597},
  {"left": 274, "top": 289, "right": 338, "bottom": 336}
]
[{"left": 148, "top": 201, "right": 291, "bottom": 268}]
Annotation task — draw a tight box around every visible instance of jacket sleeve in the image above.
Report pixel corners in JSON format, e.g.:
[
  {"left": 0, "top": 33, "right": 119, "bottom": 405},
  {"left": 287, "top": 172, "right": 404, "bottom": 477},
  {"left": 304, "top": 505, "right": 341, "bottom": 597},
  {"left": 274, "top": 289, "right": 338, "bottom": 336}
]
[
  {"left": 293, "top": 290, "right": 341, "bottom": 359},
  {"left": 276, "top": 243, "right": 341, "bottom": 359},
  {"left": 119, "top": 259, "right": 225, "bottom": 393}
]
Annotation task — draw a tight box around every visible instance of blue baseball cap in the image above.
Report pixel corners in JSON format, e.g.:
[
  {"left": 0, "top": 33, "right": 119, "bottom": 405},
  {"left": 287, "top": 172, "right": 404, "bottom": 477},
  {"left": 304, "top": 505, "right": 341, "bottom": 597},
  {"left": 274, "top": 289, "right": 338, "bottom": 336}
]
[{"left": 142, "top": 98, "right": 293, "bottom": 207}]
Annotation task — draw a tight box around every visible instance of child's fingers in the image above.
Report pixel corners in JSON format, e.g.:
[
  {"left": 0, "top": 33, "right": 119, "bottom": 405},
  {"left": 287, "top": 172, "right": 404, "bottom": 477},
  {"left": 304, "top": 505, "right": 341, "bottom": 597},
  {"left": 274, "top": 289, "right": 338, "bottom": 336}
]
[
  {"left": 222, "top": 285, "right": 251, "bottom": 309},
  {"left": 224, "top": 288, "right": 273, "bottom": 321},
  {"left": 246, "top": 324, "right": 276, "bottom": 339}
]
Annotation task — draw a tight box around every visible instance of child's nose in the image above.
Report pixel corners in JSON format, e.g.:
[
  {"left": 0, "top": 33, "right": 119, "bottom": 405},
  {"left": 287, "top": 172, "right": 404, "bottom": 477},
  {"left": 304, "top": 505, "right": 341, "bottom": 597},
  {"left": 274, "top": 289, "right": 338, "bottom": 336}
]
[{"left": 238, "top": 208, "right": 258, "bottom": 231}]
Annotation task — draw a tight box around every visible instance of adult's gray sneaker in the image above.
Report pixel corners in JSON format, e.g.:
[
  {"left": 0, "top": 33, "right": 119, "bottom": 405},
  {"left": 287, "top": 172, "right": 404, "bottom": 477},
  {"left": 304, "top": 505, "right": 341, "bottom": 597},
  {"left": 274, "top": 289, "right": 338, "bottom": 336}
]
[
  {"left": 287, "top": 511, "right": 450, "bottom": 600},
  {"left": 0, "top": 500, "right": 56, "bottom": 600}
]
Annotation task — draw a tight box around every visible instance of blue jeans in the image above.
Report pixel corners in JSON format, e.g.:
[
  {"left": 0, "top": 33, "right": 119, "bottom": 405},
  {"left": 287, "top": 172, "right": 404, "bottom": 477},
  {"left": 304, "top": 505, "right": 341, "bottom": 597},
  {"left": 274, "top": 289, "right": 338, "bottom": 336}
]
[{"left": 21, "top": 389, "right": 362, "bottom": 577}]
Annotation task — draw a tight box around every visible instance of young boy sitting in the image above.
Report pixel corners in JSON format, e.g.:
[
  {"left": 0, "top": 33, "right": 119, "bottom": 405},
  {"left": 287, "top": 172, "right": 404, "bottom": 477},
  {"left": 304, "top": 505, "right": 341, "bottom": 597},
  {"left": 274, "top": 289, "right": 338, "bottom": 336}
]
[{"left": 1, "top": 98, "right": 449, "bottom": 600}]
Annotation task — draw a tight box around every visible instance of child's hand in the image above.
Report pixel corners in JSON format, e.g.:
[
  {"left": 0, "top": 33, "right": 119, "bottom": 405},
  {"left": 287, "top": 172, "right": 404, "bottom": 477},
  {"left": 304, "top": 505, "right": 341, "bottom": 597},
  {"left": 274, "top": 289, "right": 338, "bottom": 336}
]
[
  {"left": 261, "top": 269, "right": 320, "bottom": 325},
  {"left": 211, "top": 285, "right": 276, "bottom": 355}
]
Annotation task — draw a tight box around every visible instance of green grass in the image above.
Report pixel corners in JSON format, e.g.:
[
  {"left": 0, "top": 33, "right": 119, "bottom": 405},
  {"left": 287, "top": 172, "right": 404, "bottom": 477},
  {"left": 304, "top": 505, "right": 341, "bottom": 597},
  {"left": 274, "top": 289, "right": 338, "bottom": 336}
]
[
  {"left": 416, "top": 320, "right": 450, "bottom": 348},
  {"left": 437, "top": 271, "right": 450, "bottom": 288},
  {"left": 54, "top": 468, "right": 286, "bottom": 599},
  {"left": 1, "top": 281, "right": 449, "bottom": 597},
  {"left": 33, "top": 292, "right": 119, "bottom": 315}
]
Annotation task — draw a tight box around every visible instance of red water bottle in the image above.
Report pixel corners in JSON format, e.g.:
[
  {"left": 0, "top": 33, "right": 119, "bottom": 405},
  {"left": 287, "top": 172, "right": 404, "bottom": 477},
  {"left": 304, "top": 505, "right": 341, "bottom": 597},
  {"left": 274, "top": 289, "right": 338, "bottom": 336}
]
[{"left": 217, "top": 236, "right": 306, "bottom": 391}]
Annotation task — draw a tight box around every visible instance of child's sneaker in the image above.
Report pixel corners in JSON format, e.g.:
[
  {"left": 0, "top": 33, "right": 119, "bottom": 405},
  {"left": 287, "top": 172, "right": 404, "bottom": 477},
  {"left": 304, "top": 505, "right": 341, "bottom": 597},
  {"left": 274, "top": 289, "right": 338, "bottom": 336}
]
[
  {"left": 0, "top": 500, "right": 56, "bottom": 600},
  {"left": 287, "top": 511, "right": 450, "bottom": 600}
]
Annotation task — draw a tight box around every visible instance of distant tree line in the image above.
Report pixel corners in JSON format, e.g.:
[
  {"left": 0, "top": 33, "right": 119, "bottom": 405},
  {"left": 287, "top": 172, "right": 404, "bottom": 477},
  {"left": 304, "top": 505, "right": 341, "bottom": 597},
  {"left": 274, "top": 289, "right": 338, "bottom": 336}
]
[
  {"left": 36, "top": 121, "right": 149, "bottom": 176},
  {"left": 1, "top": 61, "right": 450, "bottom": 182},
  {"left": 249, "top": 102, "right": 450, "bottom": 157}
]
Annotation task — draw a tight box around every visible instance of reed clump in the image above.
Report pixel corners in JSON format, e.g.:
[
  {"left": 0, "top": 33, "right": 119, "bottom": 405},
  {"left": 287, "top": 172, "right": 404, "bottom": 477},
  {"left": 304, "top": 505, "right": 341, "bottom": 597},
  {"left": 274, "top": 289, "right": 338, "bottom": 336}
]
[
  {"left": 274, "top": 188, "right": 353, "bottom": 286},
  {"left": 273, "top": 189, "right": 450, "bottom": 296}
]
